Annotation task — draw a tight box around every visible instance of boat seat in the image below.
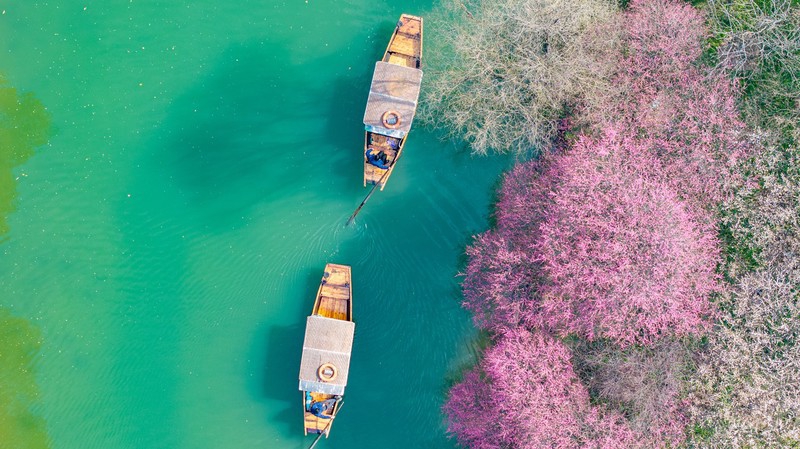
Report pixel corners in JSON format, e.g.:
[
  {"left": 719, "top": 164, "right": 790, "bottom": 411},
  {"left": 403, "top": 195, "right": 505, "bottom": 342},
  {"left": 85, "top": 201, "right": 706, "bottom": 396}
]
[
  {"left": 387, "top": 53, "right": 417, "bottom": 67},
  {"left": 320, "top": 284, "right": 350, "bottom": 300},
  {"left": 397, "top": 31, "right": 420, "bottom": 40},
  {"left": 397, "top": 18, "right": 421, "bottom": 35},
  {"left": 390, "top": 34, "right": 420, "bottom": 57}
]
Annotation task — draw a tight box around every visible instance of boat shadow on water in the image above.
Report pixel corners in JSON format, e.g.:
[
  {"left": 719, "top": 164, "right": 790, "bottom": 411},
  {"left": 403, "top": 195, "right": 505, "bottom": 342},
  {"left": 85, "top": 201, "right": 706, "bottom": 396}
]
[
  {"left": 154, "top": 39, "right": 322, "bottom": 231},
  {"left": 321, "top": 74, "right": 372, "bottom": 197},
  {"left": 257, "top": 268, "right": 325, "bottom": 437},
  {"left": 260, "top": 323, "right": 304, "bottom": 435}
]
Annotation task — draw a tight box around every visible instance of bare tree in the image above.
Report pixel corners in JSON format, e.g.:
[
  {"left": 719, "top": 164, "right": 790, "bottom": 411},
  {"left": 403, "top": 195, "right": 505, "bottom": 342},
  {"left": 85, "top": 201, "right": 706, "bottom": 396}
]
[
  {"left": 571, "top": 338, "right": 695, "bottom": 448},
  {"left": 710, "top": 0, "right": 800, "bottom": 78},
  {"left": 420, "top": 0, "right": 620, "bottom": 155}
]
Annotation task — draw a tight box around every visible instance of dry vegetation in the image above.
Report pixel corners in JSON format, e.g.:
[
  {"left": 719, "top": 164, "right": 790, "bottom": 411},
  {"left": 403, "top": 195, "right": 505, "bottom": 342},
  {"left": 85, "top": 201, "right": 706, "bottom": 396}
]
[
  {"left": 686, "top": 140, "right": 800, "bottom": 448},
  {"left": 421, "top": 0, "right": 619, "bottom": 155},
  {"left": 571, "top": 338, "right": 695, "bottom": 446},
  {"left": 708, "top": 0, "right": 800, "bottom": 143},
  {"left": 681, "top": 1, "right": 800, "bottom": 445}
]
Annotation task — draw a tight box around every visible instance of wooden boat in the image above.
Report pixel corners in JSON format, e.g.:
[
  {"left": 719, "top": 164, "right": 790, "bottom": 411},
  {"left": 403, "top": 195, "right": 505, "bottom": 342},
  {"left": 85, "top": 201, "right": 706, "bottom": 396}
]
[
  {"left": 298, "top": 263, "right": 354, "bottom": 438},
  {"left": 362, "top": 14, "right": 424, "bottom": 190}
]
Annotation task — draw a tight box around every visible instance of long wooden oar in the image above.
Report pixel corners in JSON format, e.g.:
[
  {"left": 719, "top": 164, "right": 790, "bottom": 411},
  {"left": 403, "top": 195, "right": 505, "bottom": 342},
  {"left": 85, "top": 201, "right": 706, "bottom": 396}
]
[
  {"left": 346, "top": 168, "right": 391, "bottom": 226},
  {"left": 307, "top": 402, "right": 344, "bottom": 449}
]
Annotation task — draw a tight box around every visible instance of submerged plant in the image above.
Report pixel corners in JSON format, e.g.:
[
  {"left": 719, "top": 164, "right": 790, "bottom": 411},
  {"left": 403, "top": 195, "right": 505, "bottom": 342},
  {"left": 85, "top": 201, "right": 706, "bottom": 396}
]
[{"left": 0, "top": 75, "right": 52, "bottom": 238}]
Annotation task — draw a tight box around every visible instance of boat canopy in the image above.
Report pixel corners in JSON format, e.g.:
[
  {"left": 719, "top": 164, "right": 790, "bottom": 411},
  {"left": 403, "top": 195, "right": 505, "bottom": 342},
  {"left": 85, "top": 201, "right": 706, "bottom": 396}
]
[
  {"left": 363, "top": 61, "right": 423, "bottom": 139},
  {"left": 298, "top": 315, "right": 355, "bottom": 396}
]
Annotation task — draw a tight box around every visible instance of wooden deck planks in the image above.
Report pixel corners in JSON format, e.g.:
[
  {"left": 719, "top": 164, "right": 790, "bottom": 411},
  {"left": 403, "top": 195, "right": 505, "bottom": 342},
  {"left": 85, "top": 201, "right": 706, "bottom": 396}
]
[
  {"left": 317, "top": 264, "right": 351, "bottom": 319},
  {"left": 305, "top": 413, "right": 329, "bottom": 433},
  {"left": 389, "top": 34, "right": 420, "bottom": 57},
  {"left": 337, "top": 297, "right": 348, "bottom": 320},
  {"left": 304, "top": 391, "right": 338, "bottom": 434},
  {"left": 326, "top": 268, "right": 349, "bottom": 286},
  {"left": 364, "top": 132, "right": 403, "bottom": 189},
  {"left": 321, "top": 284, "right": 350, "bottom": 300},
  {"left": 398, "top": 17, "right": 421, "bottom": 36},
  {"left": 317, "top": 296, "right": 348, "bottom": 320},
  {"left": 387, "top": 53, "right": 415, "bottom": 67},
  {"left": 364, "top": 163, "right": 388, "bottom": 185}
]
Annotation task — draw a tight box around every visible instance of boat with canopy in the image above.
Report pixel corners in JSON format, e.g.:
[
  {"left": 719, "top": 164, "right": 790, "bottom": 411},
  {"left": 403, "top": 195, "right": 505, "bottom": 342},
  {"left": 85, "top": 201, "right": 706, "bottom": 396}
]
[
  {"left": 298, "top": 263, "right": 354, "bottom": 438},
  {"left": 362, "top": 14, "right": 423, "bottom": 190}
]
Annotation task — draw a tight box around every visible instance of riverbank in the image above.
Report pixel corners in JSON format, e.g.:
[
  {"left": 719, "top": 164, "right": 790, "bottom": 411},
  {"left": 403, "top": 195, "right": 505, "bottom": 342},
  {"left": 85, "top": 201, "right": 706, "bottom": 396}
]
[{"left": 425, "top": 0, "right": 800, "bottom": 447}]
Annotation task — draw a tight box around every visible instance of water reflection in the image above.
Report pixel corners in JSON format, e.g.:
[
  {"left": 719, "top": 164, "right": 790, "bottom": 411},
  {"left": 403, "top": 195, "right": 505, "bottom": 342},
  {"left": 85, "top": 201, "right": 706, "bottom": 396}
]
[
  {"left": 0, "top": 74, "right": 52, "bottom": 239},
  {"left": 0, "top": 308, "right": 51, "bottom": 449}
]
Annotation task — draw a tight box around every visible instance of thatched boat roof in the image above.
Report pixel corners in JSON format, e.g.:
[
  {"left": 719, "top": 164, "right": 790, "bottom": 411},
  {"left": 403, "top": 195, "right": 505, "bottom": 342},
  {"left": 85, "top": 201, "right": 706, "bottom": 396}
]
[
  {"left": 363, "top": 61, "right": 423, "bottom": 138},
  {"left": 298, "top": 315, "right": 355, "bottom": 396}
]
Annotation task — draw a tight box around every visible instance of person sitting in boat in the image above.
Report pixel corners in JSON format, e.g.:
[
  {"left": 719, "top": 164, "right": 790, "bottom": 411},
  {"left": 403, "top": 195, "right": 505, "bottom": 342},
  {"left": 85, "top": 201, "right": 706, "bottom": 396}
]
[
  {"left": 387, "top": 137, "right": 399, "bottom": 150},
  {"left": 309, "top": 399, "right": 337, "bottom": 419},
  {"left": 366, "top": 148, "right": 390, "bottom": 170}
]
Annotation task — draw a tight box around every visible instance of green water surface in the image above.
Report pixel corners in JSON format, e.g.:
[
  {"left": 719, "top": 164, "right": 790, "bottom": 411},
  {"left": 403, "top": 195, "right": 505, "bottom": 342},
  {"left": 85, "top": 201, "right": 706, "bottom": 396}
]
[{"left": 0, "top": 2, "right": 510, "bottom": 448}]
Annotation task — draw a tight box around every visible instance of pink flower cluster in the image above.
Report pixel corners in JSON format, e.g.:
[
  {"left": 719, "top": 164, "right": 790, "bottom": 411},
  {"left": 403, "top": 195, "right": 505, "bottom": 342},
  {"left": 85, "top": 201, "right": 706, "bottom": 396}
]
[
  {"left": 446, "top": 329, "right": 639, "bottom": 449},
  {"left": 461, "top": 0, "right": 740, "bottom": 344},
  {"left": 601, "top": 0, "right": 743, "bottom": 211},
  {"left": 536, "top": 130, "right": 720, "bottom": 346}
]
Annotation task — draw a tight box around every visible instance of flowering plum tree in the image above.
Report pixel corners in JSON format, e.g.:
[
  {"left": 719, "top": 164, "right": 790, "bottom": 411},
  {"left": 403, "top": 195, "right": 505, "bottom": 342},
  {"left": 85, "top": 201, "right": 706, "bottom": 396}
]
[
  {"left": 445, "top": 329, "right": 639, "bottom": 449},
  {"left": 461, "top": 231, "right": 537, "bottom": 331},
  {"left": 593, "top": 0, "right": 745, "bottom": 212},
  {"left": 450, "top": 0, "right": 754, "bottom": 446},
  {"left": 461, "top": 161, "right": 555, "bottom": 331},
  {"left": 535, "top": 131, "right": 720, "bottom": 346}
]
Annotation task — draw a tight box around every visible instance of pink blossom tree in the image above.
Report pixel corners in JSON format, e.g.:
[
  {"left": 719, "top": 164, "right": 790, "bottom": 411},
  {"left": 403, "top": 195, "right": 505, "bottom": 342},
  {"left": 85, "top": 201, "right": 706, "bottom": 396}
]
[
  {"left": 463, "top": 130, "right": 720, "bottom": 345},
  {"left": 461, "top": 161, "right": 556, "bottom": 331},
  {"left": 534, "top": 130, "right": 720, "bottom": 346},
  {"left": 451, "top": 0, "right": 744, "bottom": 446},
  {"left": 461, "top": 231, "right": 538, "bottom": 331},
  {"left": 462, "top": 0, "right": 735, "bottom": 342},
  {"left": 593, "top": 0, "right": 745, "bottom": 212},
  {"left": 445, "top": 329, "right": 640, "bottom": 449}
]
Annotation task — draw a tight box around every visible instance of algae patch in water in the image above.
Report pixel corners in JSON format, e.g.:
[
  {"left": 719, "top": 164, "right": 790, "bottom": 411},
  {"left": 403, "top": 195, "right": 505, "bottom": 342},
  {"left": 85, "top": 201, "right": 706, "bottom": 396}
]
[
  {"left": 0, "top": 309, "right": 51, "bottom": 449},
  {"left": 0, "top": 74, "right": 52, "bottom": 238}
]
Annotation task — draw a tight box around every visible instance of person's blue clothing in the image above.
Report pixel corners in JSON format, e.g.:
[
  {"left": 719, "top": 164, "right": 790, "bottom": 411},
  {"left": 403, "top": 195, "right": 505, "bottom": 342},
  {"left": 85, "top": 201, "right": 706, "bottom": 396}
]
[
  {"left": 366, "top": 149, "right": 390, "bottom": 170},
  {"left": 309, "top": 399, "right": 337, "bottom": 419}
]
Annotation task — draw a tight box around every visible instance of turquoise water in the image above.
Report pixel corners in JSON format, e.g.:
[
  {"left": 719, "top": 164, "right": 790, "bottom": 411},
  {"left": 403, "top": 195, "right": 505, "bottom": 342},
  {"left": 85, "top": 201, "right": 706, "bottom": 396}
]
[{"left": 0, "top": 2, "right": 510, "bottom": 448}]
